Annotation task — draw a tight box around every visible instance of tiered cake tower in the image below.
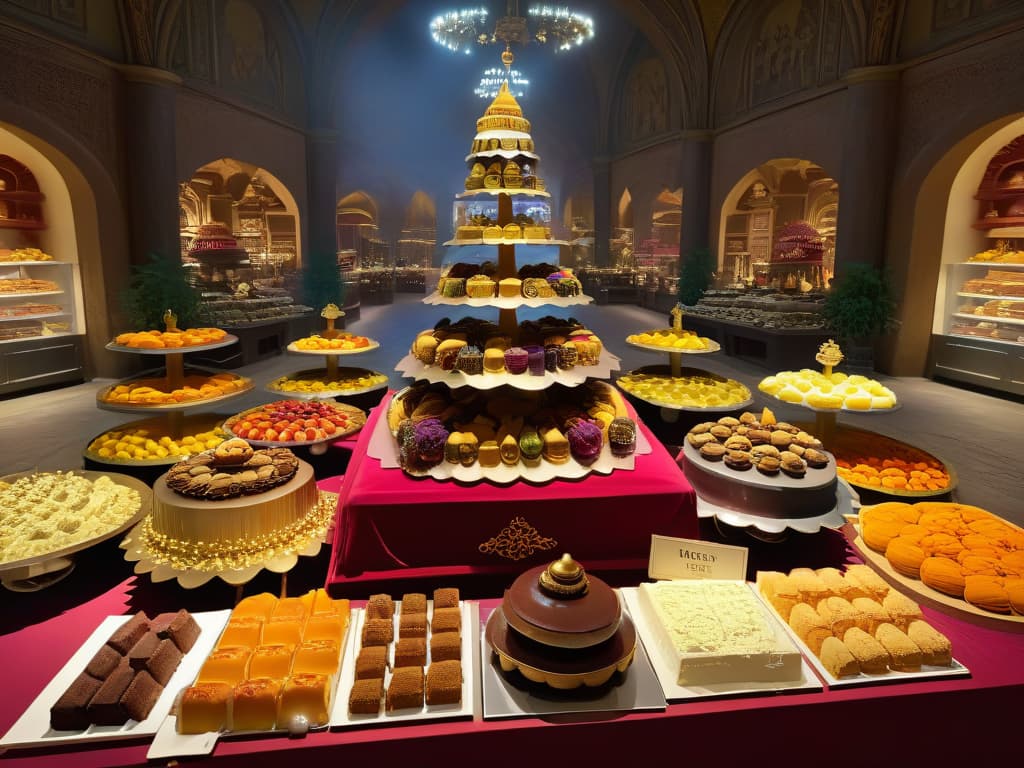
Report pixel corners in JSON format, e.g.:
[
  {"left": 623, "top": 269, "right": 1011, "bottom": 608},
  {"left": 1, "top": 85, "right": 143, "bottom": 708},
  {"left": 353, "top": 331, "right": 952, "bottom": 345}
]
[{"left": 391, "top": 69, "right": 637, "bottom": 482}]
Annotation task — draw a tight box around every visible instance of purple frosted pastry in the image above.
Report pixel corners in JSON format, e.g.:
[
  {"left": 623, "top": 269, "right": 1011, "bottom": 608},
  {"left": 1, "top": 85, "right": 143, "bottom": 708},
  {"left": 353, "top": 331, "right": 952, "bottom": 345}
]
[
  {"left": 608, "top": 417, "right": 637, "bottom": 457},
  {"left": 456, "top": 345, "right": 483, "bottom": 376},
  {"left": 504, "top": 346, "right": 529, "bottom": 375},
  {"left": 525, "top": 345, "right": 545, "bottom": 376},
  {"left": 544, "top": 345, "right": 559, "bottom": 372},
  {"left": 414, "top": 418, "right": 449, "bottom": 467},
  {"left": 566, "top": 418, "right": 603, "bottom": 466}
]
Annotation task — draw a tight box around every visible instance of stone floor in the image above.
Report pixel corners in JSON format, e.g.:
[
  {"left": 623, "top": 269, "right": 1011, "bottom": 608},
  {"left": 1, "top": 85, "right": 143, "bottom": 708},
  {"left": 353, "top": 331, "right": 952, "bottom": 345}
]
[{"left": 1, "top": 292, "right": 1022, "bottom": 527}]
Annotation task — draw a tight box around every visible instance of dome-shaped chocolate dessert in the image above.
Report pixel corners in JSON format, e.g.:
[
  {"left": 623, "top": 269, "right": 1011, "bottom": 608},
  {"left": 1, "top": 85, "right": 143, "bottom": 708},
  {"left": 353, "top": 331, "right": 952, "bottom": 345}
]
[{"left": 486, "top": 554, "right": 636, "bottom": 689}]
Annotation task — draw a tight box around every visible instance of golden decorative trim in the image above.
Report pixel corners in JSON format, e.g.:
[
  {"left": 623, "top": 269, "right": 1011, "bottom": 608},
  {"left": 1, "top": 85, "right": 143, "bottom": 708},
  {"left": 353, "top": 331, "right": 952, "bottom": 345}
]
[{"left": 479, "top": 516, "right": 557, "bottom": 561}]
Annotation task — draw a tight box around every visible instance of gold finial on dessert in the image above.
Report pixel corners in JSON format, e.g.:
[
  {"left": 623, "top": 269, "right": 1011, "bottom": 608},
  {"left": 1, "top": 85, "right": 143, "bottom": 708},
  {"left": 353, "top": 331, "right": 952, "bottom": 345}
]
[
  {"left": 320, "top": 303, "right": 344, "bottom": 339},
  {"left": 670, "top": 303, "right": 685, "bottom": 331},
  {"left": 815, "top": 339, "right": 844, "bottom": 376},
  {"left": 163, "top": 309, "right": 178, "bottom": 332},
  {"left": 539, "top": 553, "right": 590, "bottom": 597},
  {"left": 501, "top": 44, "right": 514, "bottom": 71}
]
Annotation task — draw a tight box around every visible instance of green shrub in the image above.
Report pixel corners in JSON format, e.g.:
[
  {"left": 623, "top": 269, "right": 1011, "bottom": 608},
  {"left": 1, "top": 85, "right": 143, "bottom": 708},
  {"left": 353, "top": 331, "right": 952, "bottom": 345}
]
[
  {"left": 119, "top": 253, "right": 201, "bottom": 330},
  {"left": 822, "top": 263, "right": 899, "bottom": 341},
  {"left": 677, "top": 248, "right": 715, "bottom": 306}
]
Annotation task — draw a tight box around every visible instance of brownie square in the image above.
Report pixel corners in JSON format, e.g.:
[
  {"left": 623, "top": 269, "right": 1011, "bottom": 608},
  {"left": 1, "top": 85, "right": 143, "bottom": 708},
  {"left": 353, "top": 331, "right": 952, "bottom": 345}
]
[
  {"left": 85, "top": 644, "right": 123, "bottom": 679},
  {"left": 394, "top": 637, "right": 426, "bottom": 668},
  {"left": 50, "top": 672, "right": 101, "bottom": 731},
  {"left": 348, "top": 677, "right": 383, "bottom": 715},
  {"left": 87, "top": 660, "right": 136, "bottom": 726},
  {"left": 106, "top": 612, "right": 150, "bottom": 655},
  {"left": 355, "top": 645, "right": 388, "bottom": 680}
]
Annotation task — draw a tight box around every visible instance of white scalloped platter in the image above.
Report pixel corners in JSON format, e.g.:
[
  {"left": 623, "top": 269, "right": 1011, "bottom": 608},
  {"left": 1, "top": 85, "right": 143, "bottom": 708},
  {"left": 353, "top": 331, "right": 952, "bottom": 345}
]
[
  {"left": 465, "top": 149, "right": 539, "bottom": 162},
  {"left": 395, "top": 351, "right": 620, "bottom": 391},
  {"left": 367, "top": 394, "right": 649, "bottom": 485},
  {"left": 441, "top": 238, "right": 569, "bottom": 247},
  {"left": 105, "top": 336, "right": 239, "bottom": 356},
  {"left": 625, "top": 334, "right": 721, "bottom": 355},
  {"left": 423, "top": 291, "right": 591, "bottom": 309},
  {"left": 266, "top": 367, "right": 389, "bottom": 400}
]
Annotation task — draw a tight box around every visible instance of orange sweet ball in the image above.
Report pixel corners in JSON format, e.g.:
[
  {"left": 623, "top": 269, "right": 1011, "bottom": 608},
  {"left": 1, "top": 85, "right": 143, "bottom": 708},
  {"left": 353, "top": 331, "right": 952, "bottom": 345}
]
[{"left": 835, "top": 449, "right": 949, "bottom": 493}]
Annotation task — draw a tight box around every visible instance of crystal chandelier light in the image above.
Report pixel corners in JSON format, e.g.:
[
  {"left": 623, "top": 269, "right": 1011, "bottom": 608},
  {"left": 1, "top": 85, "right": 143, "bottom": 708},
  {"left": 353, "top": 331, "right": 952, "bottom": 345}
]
[
  {"left": 429, "top": 2, "right": 595, "bottom": 54},
  {"left": 475, "top": 66, "right": 529, "bottom": 98}
]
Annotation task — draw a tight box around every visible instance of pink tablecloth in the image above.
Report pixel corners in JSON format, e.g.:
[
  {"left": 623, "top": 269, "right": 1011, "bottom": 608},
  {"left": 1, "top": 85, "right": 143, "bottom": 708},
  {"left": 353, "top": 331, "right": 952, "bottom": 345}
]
[{"left": 326, "top": 394, "right": 697, "bottom": 583}]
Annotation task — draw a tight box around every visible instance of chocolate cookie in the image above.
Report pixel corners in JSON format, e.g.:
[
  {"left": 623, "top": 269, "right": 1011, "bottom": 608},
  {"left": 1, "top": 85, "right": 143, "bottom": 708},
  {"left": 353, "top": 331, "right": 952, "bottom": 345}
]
[
  {"left": 748, "top": 429, "right": 771, "bottom": 446},
  {"left": 803, "top": 448, "right": 830, "bottom": 469},
  {"left": 724, "top": 435, "right": 752, "bottom": 452},
  {"left": 700, "top": 442, "right": 727, "bottom": 461},
  {"left": 754, "top": 455, "right": 781, "bottom": 475},
  {"left": 780, "top": 451, "right": 806, "bottom": 478},
  {"left": 709, "top": 425, "right": 734, "bottom": 441},
  {"left": 687, "top": 432, "right": 717, "bottom": 449},
  {"left": 724, "top": 450, "right": 752, "bottom": 471}
]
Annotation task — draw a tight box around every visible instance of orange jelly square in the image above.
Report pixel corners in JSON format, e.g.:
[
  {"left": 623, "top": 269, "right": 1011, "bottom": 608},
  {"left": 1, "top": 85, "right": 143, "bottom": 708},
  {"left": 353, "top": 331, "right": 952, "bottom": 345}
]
[
  {"left": 217, "top": 617, "right": 263, "bottom": 649},
  {"left": 277, "top": 673, "right": 330, "bottom": 728},
  {"left": 303, "top": 613, "right": 347, "bottom": 645},
  {"left": 271, "top": 597, "right": 308, "bottom": 620},
  {"left": 231, "top": 678, "right": 282, "bottom": 732},
  {"left": 291, "top": 639, "right": 341, "bottom": 677},
  {"left": 249, "top": 644, "right": 295, "bottom": 680},
  {"left": 177, "top": 682, "right": 231, "bottom": 734},
  {"left": 231, "top": 593, "right": 278, "bottom": 621},
  {"left": 263, "top": 617, "right": 304, "bottom": 646},
  {"left": 197, "top": 646, "right": 251, "bottom": 686}
]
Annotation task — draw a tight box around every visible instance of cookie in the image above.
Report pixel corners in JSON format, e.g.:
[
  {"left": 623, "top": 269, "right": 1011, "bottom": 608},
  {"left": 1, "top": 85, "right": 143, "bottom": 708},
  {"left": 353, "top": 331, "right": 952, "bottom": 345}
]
[
  {"left": 775, "top": 422, "right": 799, "bottom": 434},
  {"left": 747, "top": 429, "right": 771, "bottom": 446},
  {"left": 709, "top": 425, "right": 734, "bottom": 441},
  {"left": 724, "top": 435, "right": 752, "bottom": 452},
  {"left": 687, "top": 432, "right": 717, "bottom": 449},
  {"left": 751, "top": 444, "right": 781, "bottom": 460},
  {"left": 788, "top": 443, "right": 806, "bottom": 457},
  {"left": 700, "top": 442, "right": 727, "bottom": 461},
  {"left": 689, "top": 422, "right": 716, "bottom": 435},
  {"left": 803, "top": 448, "right": 830, "bottom": 469},
  {"left": 780, "top": 451, "right": 806, "bottom": 478},
  {"left": 717, "top": 416, "right": 741, "bottom": 427},
  {"left": 793, "top": 431, "right": 823, "bottom": 450},
  {"left": 754, "top": 455, "right": 781, "bottom": 475},
  {"left": 770, "top": 430, "right": 794, "bottom": 448},
  {"left": 724, "top": 450, "right": 752, "bottom": 471},
  {"left": 212, "top": 438, "right": 254, "bottom": 465},
  {"left": 738, "top": 412, "right": 759, "bottom": 425}
]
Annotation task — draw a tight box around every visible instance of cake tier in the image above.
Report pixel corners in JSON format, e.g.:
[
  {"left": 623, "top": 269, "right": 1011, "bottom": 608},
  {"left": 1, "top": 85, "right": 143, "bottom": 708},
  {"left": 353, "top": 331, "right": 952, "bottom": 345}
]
[
  {"left": 680, "top": 441, "right": 837, "bottom": 519},
  {"left": 636, "top": 580, "right": 803, "bottom": 686},
  {"left": 151, "top": 460, "right": 317, "bottom": 543},
  {"left": 486, "top": 605, "right": 635, "bottom": 689},
  {"left": 503, "top": 565, "right": 621, "bottom": 649}
]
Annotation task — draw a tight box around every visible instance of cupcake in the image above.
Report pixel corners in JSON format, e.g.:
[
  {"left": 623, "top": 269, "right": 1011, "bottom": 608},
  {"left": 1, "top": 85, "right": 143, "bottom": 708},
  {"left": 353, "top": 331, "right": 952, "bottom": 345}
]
[
  {"left": 465, "top": 274, "right": 496, "bottom": 298},
  {"left": 607, "top": 417, "right": 637, "bottom": 457},
  {"left": 504, "top": 347, "right": 529, "bottom": 375},
  {"left": 557, "top": 343, "right": 578, "bottom": 370},
  {"left": 414, "top": 418, "right": 449, "bottom": 468},
  {"left": 455, "top": 345, "right": 483, "bottom": 376},
  {"left": 483, "top": 347, "right": 506, "bottom": 373},
  {"left": 544, "top": 346, "right": 559, "bottom": 372},
  {"left": 498, "top": 278, "right": 522, "bottom": 298},
  {"left": 566, "top": 419, "right": 603, "bottom": 466},
  {"left": 525, "top": 345, "right": 545, "bottom": 376},
  {"left": 518, "top": 428, "right": 543, "bottom": 467}
]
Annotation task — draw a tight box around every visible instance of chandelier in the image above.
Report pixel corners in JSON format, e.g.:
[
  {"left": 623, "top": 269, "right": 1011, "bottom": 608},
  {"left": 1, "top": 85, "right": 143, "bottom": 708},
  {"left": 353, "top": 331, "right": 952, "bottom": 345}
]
[
  {"left": 429, "top": 2, "right": 595, "bottom": 55},
  {"left": 475, "top": 66, "right": 529, "bottom": 98}
]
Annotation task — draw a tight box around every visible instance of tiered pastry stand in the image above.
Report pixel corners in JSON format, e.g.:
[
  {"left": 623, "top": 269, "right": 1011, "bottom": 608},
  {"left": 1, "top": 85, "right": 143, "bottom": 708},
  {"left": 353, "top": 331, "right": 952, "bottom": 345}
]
[
  {"left": 86, "top": 312, "right": 249, "bottom": 483},
  {"left": 619, "top": 304, "right": 748, "bottom": 424},
  {"left": 389, "top": 72, "right": 632, "bottom": 482},
  {"left": 273, "top": 304, "right": 387, "bottom": 411}
]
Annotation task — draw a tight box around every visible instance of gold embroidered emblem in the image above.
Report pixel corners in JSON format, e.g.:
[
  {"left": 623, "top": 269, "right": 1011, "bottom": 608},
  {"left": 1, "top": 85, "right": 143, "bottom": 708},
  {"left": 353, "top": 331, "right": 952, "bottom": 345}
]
[{"left": 479, "top": 516, "right": 557, "bottom": 561}]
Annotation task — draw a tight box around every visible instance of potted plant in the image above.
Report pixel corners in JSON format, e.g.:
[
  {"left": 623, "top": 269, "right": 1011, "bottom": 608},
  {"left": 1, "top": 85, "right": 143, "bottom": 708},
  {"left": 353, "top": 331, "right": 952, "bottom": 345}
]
[
  {"left": 821, "top": 263, "right": 899, "bottom": 371},
  {"left": 119, "top": 252, "right": 202, "bottom": 330},
  {"left": 677, "top": 247, "right": 715, "bottom": 307}
]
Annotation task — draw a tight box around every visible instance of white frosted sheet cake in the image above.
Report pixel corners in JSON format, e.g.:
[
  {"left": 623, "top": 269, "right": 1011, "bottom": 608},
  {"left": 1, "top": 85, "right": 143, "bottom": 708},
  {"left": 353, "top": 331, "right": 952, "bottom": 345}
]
[{"left": 636, "top": 580, "right": 803, "bottom": 686}]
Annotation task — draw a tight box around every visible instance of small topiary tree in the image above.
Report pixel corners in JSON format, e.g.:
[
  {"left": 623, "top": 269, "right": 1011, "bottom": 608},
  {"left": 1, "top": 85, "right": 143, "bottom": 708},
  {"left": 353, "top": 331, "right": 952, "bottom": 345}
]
[
  {"left": 677, "top": 247, "right": 715, "bottom": 306},
  {"left": 119, "top": 252, "right": 201, "bottom": 329}
]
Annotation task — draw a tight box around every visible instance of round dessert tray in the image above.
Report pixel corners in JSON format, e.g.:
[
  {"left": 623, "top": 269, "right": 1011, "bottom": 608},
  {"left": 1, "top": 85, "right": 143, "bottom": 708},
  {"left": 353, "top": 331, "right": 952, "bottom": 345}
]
[
  {"left": 395, "top": 350, "right": 621, "bottom": 391},
  {"left": 423, "top": 291, "right": 591, "bottom": 309},
  {"left": 266, "top": 366, "right": 389, "bottom": 400},
  {"left": 95, "top": 373, "right": 254, "bottom": 414},
  {"left": 286, "top": 339, "right": 380, "bottom": 355},
  {"left": 221, "top": 400, "right": 366, "bottom": 455},
  {"left": 625, "top": 333, "right": 722, "bottom": 355},
  {"left": 616, "top": 365, "right": 753, "bottom": 419},
  {"left": 485, "top": 606, "right": 637, "bottom": 689},
  {"left": 0, "top": 470, "right": 151, "bottom": 591},
  {"left": 695, "top": 478, "right": 857, "bottom": 537},
  {"left": 82, "top": 412, "right": 228, "bottom": 468},
  {"left": 121, "top": 477, "right": 337, "bottom": 589},
  {"left": 809, "top": 424, "right": 957, "bottom": 501},
  {"left": 104, "top": 335, "right": 238, "bottom": 355},
  {"left": 774, "top": 397, "right": 903, "bottom": 415},
  {"left": 849, "top": 526, "right": 1024, "bottom": 629}
]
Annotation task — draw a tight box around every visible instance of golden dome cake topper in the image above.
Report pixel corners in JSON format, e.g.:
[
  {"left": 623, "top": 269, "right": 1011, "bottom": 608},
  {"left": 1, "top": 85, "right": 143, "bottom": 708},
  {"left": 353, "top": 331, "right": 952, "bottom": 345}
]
[
  {"left": 538, "top": 553, "right": 590, "bottom": 597},
  {"left": 815, "top": 339, "right": 844, "bottom": 376}
]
